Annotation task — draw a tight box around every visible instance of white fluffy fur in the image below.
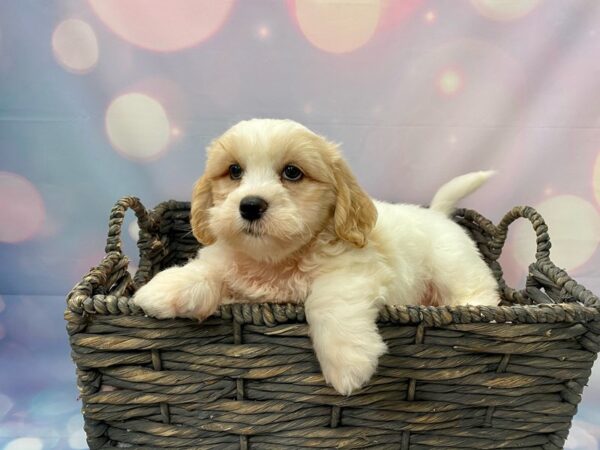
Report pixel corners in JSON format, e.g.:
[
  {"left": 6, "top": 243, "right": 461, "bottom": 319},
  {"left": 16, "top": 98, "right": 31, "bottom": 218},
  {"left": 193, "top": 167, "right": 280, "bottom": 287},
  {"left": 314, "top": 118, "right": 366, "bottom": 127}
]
[{"left": 134, "top": 119, "right": 500, "bottom": 395}]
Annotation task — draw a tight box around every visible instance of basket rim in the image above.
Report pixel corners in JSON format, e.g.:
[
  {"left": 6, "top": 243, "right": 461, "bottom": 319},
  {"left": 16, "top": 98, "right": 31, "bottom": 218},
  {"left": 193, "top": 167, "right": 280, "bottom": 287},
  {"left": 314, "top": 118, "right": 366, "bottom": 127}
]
[
  {"left": 66, "top": 291, "right": 600, "bottom": 328},
  {"left": 65, "top": 198, "right": 600, "bottom": 330}
]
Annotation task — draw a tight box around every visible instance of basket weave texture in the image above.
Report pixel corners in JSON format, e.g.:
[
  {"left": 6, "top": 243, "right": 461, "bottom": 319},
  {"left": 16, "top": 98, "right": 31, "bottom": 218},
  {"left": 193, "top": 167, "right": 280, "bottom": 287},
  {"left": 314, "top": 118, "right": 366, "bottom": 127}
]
[{"left": 66, "top": 197, "right": 600, "bottom": 450}]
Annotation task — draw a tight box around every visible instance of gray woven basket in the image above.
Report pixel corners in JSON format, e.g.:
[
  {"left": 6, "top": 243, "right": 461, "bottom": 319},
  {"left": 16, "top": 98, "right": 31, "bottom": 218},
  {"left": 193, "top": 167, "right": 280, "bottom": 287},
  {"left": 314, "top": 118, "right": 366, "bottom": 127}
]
[{"left": 66, "top": 197, "right": 600, "bottom": 449}]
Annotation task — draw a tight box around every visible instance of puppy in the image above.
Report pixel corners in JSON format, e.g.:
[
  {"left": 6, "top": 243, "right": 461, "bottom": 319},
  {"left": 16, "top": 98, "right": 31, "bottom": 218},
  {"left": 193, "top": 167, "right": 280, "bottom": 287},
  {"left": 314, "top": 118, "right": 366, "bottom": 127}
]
[{"left": 134, "top": 119, "right": 499, "bottom": 395}]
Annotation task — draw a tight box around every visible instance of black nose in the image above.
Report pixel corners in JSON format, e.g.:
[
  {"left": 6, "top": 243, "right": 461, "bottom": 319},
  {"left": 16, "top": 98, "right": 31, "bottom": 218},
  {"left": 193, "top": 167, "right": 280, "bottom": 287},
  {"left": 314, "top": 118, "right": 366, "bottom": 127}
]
[{"left": 239, "top": 196, "right": 268, "bottom": 221}]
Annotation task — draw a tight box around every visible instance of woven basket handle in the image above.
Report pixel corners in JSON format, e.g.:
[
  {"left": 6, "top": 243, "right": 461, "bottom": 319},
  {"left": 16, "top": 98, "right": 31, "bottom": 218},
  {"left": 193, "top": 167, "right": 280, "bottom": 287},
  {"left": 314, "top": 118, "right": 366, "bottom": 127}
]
[
  {"left": 105, "top": 196, "right": 156, "bottom": 254},
  {"left": 105, "top": 196, "right": 162, "bottom": 289},
  {"left": 465, "top": 206, "right": 599, "bottom": 307},
  {"left": 490, "top": 206, "right": 551, "bottom": 263},
  {"left": 67, "top": 198, "right": 156, "bottom": 316}
]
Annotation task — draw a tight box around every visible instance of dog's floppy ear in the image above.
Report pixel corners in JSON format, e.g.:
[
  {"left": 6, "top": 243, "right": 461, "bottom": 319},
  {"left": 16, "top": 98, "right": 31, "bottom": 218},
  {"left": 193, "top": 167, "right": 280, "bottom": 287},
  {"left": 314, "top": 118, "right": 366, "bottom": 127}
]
[
  {"left": 331, "top": 153, "right": 377, "bottom": 247},
  {"left": 190, "top": 174, "right": 216, "bottom": 245}
]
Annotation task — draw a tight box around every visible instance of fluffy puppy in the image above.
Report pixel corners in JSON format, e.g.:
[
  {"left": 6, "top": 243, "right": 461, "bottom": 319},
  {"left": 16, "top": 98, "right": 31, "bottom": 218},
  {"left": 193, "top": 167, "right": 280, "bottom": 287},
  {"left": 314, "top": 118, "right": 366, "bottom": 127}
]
[{"left": 134, "top": 119, "right": 500, "bottom": 395}]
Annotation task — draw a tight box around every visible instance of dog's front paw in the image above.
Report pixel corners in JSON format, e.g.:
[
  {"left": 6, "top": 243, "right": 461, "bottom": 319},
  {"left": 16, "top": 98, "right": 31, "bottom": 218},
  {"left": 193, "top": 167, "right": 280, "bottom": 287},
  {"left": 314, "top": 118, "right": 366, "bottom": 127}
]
[
  {"left": 318, "top": 334, "right": 387, "bottom": 396},
  {"left": 133, "top": 279, "right": 178, "bottom": 319},
  {"left": 133, "top": 267, "right": 218, "bottom": 320}
]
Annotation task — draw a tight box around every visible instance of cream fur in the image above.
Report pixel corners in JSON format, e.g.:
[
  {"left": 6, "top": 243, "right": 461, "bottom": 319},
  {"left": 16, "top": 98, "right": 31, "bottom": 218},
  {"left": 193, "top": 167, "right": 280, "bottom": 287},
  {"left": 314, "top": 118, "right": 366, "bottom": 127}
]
[{"left": 134, "top": 118, "right": 500, "bottom": 395}]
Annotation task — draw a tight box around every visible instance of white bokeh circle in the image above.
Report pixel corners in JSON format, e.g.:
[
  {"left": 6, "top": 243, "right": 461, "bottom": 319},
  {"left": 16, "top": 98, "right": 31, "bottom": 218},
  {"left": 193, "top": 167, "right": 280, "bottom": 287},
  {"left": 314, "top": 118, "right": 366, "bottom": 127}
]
[
  {"left": 68, "top": 429, "right": 88, "bottom": 450},
  {"left": 52, "top": 19, "right": 99, "bottom": 73},
  {"left": 471, "top": 0, "right": 542, "bottom": 21},
  {"left": 564, "top": 422, "right": 598, "bottom": 450},
  {"left": 424, "top": 10, "right": 437, "bottom": 24},
  {"left": 593, "top": 151, "right": 600, "bottom": 207},
  {"left": 292, "top": 0, "right": 383, "bottom": 54},
  {"left": 0, "top": 392, "right": 12, "bottom": 420},
  {"left": 512, "top": 195, "right": 600, "bottom": 272},
  {"left": 4, "top": 438, "right": 44, "bottom": 450},
  {"left": 128, "top": 264, "right": 139, "bottom": 277},
  {"left": 437, "top": 68, "right": 464, "bottom": 96},
  {"left": 128, "top": 220, "right": 140, "bottom": 241},
  {"left": 105, "top": 93, "right": 171, "bottom": 162}
]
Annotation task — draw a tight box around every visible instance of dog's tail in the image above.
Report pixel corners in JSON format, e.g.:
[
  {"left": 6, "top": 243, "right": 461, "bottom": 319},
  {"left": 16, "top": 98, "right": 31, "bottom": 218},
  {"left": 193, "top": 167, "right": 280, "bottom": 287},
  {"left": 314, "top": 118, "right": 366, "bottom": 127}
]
[{"left": 430, "top": 170, "right": 495, "bottom": 216}]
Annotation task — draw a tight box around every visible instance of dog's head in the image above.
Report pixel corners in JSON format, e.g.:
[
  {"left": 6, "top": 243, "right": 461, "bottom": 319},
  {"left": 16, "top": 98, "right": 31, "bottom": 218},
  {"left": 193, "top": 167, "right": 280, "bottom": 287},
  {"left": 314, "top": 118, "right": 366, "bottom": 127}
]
[{"left": 191, "top": 119, "right": 377, "bottom": 261}]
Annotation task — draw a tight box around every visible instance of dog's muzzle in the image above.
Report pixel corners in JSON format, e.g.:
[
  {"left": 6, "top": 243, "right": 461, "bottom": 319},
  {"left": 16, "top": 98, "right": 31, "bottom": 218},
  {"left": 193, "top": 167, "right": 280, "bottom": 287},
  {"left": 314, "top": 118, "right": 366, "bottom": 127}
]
[{"left": 239, "top": 196, "right": 268, "bottom": 221}]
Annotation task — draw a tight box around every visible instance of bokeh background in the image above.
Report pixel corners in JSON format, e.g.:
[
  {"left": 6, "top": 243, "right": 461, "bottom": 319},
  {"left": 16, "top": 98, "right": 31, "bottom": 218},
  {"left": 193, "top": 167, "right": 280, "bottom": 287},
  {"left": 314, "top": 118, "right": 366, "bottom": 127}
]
[{"left": 1, "top": 0, "right": 600, "bottom": 448}]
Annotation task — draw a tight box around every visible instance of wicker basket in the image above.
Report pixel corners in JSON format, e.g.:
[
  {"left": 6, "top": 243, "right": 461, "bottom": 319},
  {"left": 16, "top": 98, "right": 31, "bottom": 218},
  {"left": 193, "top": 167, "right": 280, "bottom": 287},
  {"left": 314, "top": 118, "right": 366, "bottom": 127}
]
[{"left": 66, "top": 197, "right": 600, "bottom": 450}]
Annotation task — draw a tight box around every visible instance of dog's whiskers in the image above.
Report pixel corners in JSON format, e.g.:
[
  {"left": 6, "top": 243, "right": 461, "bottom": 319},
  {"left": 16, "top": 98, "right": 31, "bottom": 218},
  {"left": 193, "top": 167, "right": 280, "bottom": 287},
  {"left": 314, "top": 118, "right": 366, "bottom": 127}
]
[{"left": 182, "top": 222, "right": 205, "bottom": 240}]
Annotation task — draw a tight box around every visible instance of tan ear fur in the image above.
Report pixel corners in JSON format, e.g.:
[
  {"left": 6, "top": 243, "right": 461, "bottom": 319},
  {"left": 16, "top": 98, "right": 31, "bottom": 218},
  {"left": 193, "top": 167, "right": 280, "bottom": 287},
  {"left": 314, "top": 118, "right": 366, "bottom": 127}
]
[
  {"left": 332, "top": 156, "right": 378, "bottom": 247},
  {"left": 190, "top": 175, "right": 216, "bottom": 245}
]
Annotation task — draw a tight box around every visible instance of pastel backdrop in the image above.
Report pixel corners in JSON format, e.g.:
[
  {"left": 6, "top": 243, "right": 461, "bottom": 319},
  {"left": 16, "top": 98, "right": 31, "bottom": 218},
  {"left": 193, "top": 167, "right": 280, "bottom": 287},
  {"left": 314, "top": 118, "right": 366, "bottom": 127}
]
[{"left": 1, "top": 0, "right": 600, "bottom": 448}]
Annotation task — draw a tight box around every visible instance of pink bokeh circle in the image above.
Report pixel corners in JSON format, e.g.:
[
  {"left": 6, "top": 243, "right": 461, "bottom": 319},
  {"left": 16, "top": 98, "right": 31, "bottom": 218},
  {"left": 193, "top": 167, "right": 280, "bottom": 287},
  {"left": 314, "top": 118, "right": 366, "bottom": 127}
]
[
  {"left": 0, "top": 172, "right": 45, "bottom": 243},
  {"left": 89, "top": 0, "right": 235, "bottom": 52}
]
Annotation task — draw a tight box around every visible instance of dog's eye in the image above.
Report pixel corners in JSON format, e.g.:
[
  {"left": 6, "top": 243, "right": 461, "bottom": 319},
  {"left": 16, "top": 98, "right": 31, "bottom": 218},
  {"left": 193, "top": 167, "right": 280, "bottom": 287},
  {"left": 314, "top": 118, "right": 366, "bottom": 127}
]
[
  {"left": 229, "top": 164, "right": 243, "bottom": 180},
  {"left": 282, "top": 165, "right": 303, "bottom": 181}
]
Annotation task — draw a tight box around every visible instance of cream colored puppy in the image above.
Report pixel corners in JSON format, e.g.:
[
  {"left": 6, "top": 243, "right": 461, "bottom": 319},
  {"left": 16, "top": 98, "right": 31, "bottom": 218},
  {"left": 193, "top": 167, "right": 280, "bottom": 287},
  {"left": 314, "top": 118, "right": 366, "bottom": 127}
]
[{"left": 134, "top": 119, "right": 499, "bottom": 395}]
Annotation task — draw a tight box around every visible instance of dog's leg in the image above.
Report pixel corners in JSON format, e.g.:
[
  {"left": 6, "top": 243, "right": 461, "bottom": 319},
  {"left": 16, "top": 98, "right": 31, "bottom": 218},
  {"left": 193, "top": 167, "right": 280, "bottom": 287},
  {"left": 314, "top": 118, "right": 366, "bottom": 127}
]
[
  {"left": 133, "top": 257, "right": 223, "bottom": 321},
  {"left": 305, "top": 272, "right": 387, "bottom": 395}
]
